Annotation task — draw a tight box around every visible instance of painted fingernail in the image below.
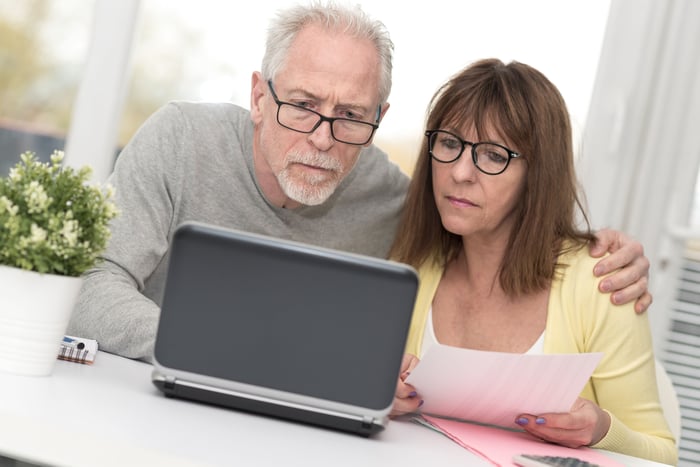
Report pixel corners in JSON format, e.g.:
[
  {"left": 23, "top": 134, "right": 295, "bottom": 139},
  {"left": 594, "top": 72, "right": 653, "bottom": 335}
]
[
  {"left": 408, "top": 391, "right": 417, "bottom": 398},
  {"left": 418, "top": 399, "right": 424, "bottom": 407},
  {"left": 515, "top": 417, "right": 528, "bottom": 426},
  {"left": 535, "top": 417, "right": 546, "bottom": 425}
]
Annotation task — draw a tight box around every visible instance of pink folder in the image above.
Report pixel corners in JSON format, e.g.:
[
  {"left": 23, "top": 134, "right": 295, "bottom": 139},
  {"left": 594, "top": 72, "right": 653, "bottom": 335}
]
[{"left": 421, "top": 415, "right": 624, "bottom": 467}]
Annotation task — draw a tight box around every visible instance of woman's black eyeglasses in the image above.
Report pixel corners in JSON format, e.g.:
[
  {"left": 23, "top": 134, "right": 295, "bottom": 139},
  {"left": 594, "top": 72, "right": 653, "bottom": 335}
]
[{"left": 426, "top": 129, "right": 522, "bottom": 175}]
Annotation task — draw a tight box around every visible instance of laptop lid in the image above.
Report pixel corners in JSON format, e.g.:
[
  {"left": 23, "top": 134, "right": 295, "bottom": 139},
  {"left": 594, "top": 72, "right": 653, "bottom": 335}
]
[{"left": 152, "top": 221, "right": 418, "bottom": 436}]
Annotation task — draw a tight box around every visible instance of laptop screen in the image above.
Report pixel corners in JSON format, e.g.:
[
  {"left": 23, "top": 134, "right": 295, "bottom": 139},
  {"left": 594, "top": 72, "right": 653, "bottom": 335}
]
[{"left": 154, "top": 222, "right": 418, "bottom": 411}]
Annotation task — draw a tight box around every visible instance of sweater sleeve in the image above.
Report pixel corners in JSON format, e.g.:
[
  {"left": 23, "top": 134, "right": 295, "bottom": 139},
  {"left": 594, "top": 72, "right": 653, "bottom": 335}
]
[
  {"left": 546, "top": 248, "right": 677, "bottom": 464},
  {"left": 68, "top": 102, "right": 188, "bottom": 361}
]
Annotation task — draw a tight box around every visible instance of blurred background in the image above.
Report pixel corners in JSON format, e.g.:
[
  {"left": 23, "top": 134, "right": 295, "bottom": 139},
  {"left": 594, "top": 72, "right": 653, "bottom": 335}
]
[{"left": 0, "top": 0, "right": 610, "bottom": 175}]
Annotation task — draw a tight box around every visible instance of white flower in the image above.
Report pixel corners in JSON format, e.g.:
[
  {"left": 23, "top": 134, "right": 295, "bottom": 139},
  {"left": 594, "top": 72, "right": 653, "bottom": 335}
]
[
  {"left": 8, "top": 167, "right": 21, "bottom": 182},
  {"left": 0, "top": 195, "right": 19, "bottom": 216},
  {"left": 29, "top": 223, "right": 48, "bottom": 243},
  {"left": 25, "top": 181, "right": 51, "bottom": 214},
  {"left": 104, "top": 201, "right": 119, "bottom": 219},
  {"left": 60, "top": 219, "right": 80, "bottom": 247},
  {"left": 50, "top": 150, "right": 65, "bottom": 165}
]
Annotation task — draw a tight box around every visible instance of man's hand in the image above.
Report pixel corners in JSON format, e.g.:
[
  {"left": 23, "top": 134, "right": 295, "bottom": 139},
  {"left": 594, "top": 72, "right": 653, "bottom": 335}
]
[{"left": 589, "top": 228, "right": 651, "bottom": 314}]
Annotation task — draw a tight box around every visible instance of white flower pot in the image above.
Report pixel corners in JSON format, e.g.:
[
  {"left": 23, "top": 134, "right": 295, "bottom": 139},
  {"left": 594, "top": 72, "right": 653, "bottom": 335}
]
[{"left": 0, "top": 265, "right": 83, "bottom": 376}]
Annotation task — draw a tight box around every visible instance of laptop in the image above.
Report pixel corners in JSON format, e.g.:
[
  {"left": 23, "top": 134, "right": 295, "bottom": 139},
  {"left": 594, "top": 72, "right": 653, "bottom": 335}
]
[{"left": 152, "top": 221, "right": 418, "bottom": 436}]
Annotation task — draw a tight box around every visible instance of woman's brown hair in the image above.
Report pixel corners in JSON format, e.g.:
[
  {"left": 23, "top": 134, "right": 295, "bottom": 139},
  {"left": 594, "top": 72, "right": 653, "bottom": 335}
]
[{"left": 389, "top": 58, "right": 594, "bottom": 296}]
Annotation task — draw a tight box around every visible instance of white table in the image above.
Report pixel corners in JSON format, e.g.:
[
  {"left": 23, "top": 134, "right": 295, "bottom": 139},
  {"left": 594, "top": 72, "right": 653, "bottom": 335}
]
[{"left": 0, "top": 352, "right": 670, "bottom": 467}]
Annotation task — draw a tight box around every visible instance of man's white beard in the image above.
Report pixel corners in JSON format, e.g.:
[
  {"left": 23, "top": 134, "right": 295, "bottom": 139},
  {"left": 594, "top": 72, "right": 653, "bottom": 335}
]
[{"left": 277, "top": 152, "right": 344, "bottom": 206}]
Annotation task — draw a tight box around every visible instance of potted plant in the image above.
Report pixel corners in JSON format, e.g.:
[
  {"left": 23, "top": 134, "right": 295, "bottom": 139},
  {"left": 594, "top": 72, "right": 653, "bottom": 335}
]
[{"left": 0, "top": 150, "right": 118, "bottom": 376}]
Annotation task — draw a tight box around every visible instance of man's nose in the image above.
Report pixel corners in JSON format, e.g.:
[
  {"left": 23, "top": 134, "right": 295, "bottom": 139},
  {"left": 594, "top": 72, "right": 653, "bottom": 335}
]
[{"left": 307, "top": 120, "right": 335, "bottom": 150}]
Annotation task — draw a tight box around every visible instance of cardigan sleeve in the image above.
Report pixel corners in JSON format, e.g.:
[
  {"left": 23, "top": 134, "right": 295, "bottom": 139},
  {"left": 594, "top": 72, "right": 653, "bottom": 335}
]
[
  {"left": 404, "top": 261, "right": 442, "bottom": 357},
  {"left": 545, "top": 247, "right": 677, "bottom": 464}
]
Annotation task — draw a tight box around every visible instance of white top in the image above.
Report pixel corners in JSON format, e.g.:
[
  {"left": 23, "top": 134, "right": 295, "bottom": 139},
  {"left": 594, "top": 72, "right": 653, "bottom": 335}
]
[{"left": 420, "top": 306, "right": 545, "bottom": 357}]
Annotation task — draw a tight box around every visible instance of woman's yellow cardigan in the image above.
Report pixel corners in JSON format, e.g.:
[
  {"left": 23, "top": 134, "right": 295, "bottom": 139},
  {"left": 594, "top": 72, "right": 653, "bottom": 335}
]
[{"left": 403, "top": 247, "right": 677, "bottom": 464}]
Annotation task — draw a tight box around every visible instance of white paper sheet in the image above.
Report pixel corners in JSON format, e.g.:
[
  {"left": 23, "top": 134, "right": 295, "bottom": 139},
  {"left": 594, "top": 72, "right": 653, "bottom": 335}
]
[{"left": 405, "top": 344, "right": 603, "bottom": 429}]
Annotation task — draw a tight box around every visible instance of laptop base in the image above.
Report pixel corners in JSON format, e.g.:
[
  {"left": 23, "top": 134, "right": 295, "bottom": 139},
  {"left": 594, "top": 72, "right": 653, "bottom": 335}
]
[{"left": 152, "top": 376, "right": 384, "bottom": 437}]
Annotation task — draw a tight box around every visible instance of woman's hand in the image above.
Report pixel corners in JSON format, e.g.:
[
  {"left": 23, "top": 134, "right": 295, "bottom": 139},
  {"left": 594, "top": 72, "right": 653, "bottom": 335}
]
[
  {"left": 390, "top": 353, "right": 422, "bottom": 418},
  {"left": 514, "top": 397, "right": 611, "bottom": 447}
]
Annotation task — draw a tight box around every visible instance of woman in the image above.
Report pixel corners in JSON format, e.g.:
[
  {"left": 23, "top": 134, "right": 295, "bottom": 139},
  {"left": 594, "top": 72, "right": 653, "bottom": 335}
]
[{"left": 389, "top": 59, "right": 676, "bottom": 464}]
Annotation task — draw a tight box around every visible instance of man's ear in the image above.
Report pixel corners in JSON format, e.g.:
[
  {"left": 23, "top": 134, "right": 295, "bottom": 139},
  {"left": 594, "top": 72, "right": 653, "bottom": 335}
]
[
  {"left": 363, "top": 102, "right": 391, "bottom": 147},
  {"left": 378, "top": 102, "right": 391, "bottom": 123},
  {"left": 250, "top": 71, "right": 266, "bottom": 124}
]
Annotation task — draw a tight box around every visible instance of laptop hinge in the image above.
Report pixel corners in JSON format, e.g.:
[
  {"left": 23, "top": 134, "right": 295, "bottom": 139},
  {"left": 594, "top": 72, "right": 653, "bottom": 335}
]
[
  {"left": 361, "top": 415, "right": 374, "bottom": 430},
  {"left": 164, "top": 375, "right": 177, "bottom": 391}
]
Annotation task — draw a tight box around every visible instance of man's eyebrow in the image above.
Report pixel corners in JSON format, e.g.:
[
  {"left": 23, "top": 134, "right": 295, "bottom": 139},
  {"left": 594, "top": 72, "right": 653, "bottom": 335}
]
[
  {"left": 287, "top": 87, "right": 373, "bottom": 116},
  {"left": 336, "top": 102, "right": 372, "bottom": 116},
  {"left": 285, "top": 87, "right": 315, "bottom": 99}
]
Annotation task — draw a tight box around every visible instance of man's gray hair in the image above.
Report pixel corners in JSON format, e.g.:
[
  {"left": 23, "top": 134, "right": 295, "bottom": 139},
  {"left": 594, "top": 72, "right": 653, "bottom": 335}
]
[{"left": 261, "top": 1, "right": 394, "bottom": 105}]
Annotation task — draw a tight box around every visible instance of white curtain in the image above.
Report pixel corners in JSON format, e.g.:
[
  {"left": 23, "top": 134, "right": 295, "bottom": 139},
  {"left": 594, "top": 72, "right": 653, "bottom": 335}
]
[{"left": 579, "top": 0, "right": 700, "bottom": 350}]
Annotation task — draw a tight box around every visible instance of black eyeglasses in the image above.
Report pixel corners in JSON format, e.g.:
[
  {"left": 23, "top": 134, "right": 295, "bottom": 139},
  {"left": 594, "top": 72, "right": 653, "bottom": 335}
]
[
  {"left": 267, "top": 81, "right": 380, "bottom": 146},
  {"left": 425, "top": 129, "right": 522, "bottom": 175}
]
